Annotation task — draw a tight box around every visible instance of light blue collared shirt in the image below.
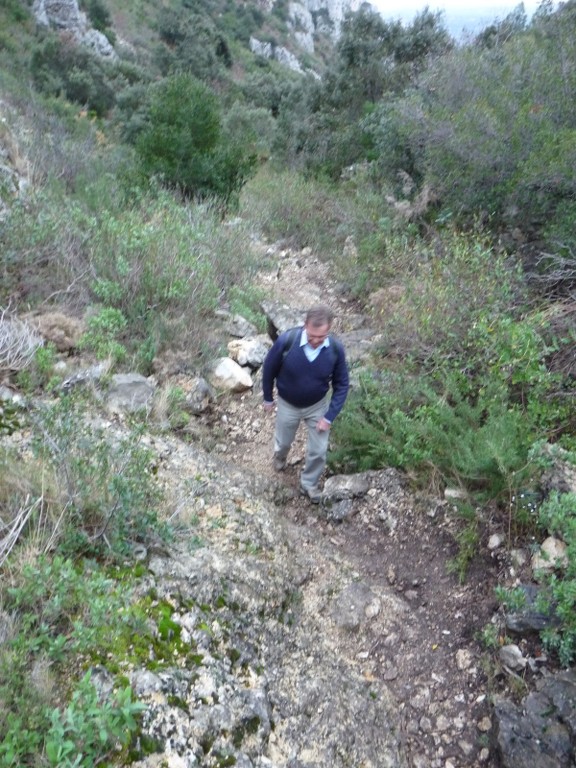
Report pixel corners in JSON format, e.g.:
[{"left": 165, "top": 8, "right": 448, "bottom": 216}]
[{"left": 300, "top": 329, "right": 330, "bottom": 362}]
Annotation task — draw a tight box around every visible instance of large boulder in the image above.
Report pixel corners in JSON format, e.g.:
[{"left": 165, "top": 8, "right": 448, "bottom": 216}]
[
  {"left": 104, "top": 373, "right": 155, "bottom": 414},
  {"left": 207, "top": 358, "right": 253, "bottom": 393},
  {"left": 261, "top": 300, "right": 304, "bottom": 340},
  {"left": 494, "top": 671, "right": 576, "bottom": 768},
  {"left": 227, "top": 336, "right": 271, "bottom": 369}
]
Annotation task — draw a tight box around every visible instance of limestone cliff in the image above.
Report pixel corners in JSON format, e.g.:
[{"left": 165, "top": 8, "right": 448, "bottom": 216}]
[
  {"left": 32, "top": 0, "right": 117, "bottom": 60},
  {"left": 251, "top": 0, "right": 365, "bottom": 71}
]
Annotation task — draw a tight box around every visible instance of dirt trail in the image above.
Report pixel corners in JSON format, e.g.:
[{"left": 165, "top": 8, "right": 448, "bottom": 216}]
[{"left": 214, "top": 247, "right": 501, "bottom": 767}]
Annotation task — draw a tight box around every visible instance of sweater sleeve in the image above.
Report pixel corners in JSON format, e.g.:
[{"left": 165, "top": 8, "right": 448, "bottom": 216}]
[
  {"left": 262, "top": 332, "right": 288, "bottom": 402},
  {"left": 324, "top": 342, "right": 350, "bottom": 422}
]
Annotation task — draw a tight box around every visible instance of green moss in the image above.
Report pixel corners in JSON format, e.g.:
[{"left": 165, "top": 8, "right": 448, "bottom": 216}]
[
  {"left": 227, "top": 648, "right": 241, "bottom": 665},
  {"left": 232, "top": 716, "right": 260, "bottom": 748}
]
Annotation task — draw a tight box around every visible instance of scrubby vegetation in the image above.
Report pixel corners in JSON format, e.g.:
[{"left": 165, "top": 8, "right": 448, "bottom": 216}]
[{"left": 1, "top": 0, "right": 575, "bottom": 763}]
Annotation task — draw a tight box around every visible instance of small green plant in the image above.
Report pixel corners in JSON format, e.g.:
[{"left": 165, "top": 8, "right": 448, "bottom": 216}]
[
  {"left": 45, "top": 673, "right": 145, "bottom": 768},
  {"left": 479, "top": 622, "right": 504, "bottom": 650},
  {"left": 446, "top": 503, "right": 480, "bottom": 583},
  {"left": 16, "top": 342, "right": 62, "bottom": 393},
  {"left": 79, "top": 307, "right": 127, "bottom": 363},
  {"left": 495, "top": 585, "right": 528, "bottom": 613},
  {"left": 0, "top": 399, "right": 22, "bottom": 435},
  {"left": 166, "top": 385, "right": 191, "bottom": 430},
  {"left": 534, "top": 490, "right": 576, "bottom": 666},
  {"left": 227, "top": 285, "right": 267, "bottom": 332}
]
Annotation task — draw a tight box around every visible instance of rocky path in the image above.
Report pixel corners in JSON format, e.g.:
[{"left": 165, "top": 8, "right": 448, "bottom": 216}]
[{"left": 209, "top": 245, "right": 501, "bottom": 767}]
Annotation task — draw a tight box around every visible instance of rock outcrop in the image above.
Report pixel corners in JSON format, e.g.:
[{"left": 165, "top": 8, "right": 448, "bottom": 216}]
[
  {"left": 251, "top": 0, "right": 362, "bottom": 71},
  {"left": 32, "top": 0, "right": 117, "bottom": 60}
]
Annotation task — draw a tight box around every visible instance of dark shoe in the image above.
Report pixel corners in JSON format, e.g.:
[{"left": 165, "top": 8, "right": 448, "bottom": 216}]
[
  {"left": 273, "top": 455, "right": 286, "bottom": 471},
  {"left": 300, "top": 486, "right": 322, "bottom": 504}
]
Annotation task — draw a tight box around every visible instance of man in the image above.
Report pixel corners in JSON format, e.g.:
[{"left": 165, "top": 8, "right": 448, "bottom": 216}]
[{"left": 262, "top": 305, "right": 349, "bottom": 503}]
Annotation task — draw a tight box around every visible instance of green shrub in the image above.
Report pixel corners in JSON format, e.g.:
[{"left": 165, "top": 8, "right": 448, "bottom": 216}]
[
  {"left": 330, "top": 372, "right": 536, "bottom": 500},
  {"left": 83, "top": 0, "right": 112, "bottom": 32},
  {"left": 30, "top": 32, "right": 116, "bottom": 116},
  {"left": 0, "top": 557, "right": 154, "bottom": 766},
  {"left": 15, "top": 342, "right": 61, "bottom": 393},
  {"left": 29, "top": 394, "right": 165, "bottom": 558},
  {"left": 79, "top": 307, "right": 128, "bottom": 363},
  {"left": 240, "top": 165, "right": 382, "bottom": 256},
  {"left": 227, "top": 284, "right": 267, "bottom": 333},
  {"left": 135, "top": 73, "right": 256, "bottom": 202},
  {"left": 496, "top": 472, "right": 576, "bottom": 667},
  {"left": 374, "top": 230, "right": 526, "bottom": 364},
  {"left": 446, "top": 502, "right": 481, "bottom": 583}
]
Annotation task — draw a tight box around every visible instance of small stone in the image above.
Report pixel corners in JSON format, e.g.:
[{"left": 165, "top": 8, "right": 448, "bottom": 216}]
[
  {"left": 444, "top": 488, "right": 467, "bottom": 500},
  {"left": 436, "top": 715, "right": 450, "bottom": 732},
  {"left": 477, "top": 716, "right": 492, "bottom": 732},
  {"left": 455, "top": 649, "right": 474, "bottom": 670},
  {"left": 419, "top": 716, "right": 433, "bottom": 732},
  {"left": 488, "top": 533, "right": 505, "bottom": 550},
  {"left": 479, "top": 748, "right": 490, "bottom": 762},
  {"left": 531, "top": 536, "right": 569, "bottom": 572},
  {"left": 458, "top": 740, "right": 474, "bottom": 756},
  {"left": 410, "top": 688, "right": 431, "bottom": 710},
  {"left": 511, "top": 548, "right": 528, "bottom": 567},
  {"left": 499, "top": 644, "right": 527, "bottom": 671},
  {"left": 365, "top": 599, "right": 381, "bottom": 619},
  {"left": 406, "top": 719, "right": 420, "bottom": 735}
]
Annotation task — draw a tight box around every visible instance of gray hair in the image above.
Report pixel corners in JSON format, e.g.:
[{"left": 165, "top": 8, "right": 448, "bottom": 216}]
[{"left": 305, "top": 305, "right": 334, "bottom": 327}]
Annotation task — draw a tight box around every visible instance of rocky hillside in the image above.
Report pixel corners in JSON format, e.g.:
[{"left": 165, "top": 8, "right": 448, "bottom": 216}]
[
  {"left": 30, "top": 0, "right": 365, "bottom": 74},
  {"left": 3, "top": 234, "right": 576, "bottom": 767}
]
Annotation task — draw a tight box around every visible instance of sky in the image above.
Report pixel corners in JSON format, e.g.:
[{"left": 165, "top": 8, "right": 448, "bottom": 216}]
[{"left": 371, "top": 0, "right": 545, "bottom": 37}]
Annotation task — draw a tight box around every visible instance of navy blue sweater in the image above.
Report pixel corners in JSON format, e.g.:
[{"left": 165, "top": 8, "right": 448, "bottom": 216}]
[{"left": 262, "top": 329, "right": 349, "bottom": 422}]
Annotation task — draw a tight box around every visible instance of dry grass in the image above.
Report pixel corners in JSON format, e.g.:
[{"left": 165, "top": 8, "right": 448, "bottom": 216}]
[
  {"left": 0, "top": 307, "right": 44, "bottom": 372},
  {"left": 0, "top": 454, "right": 62, "bottom": 568}
]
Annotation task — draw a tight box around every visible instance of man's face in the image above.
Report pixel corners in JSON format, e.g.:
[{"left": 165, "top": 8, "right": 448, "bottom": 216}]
[{"left": 305, "top": 322, "right": 330, "bottom": 349}]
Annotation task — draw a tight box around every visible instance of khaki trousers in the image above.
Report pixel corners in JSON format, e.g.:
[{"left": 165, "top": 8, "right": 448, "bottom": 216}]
[{"left": 275, "top": 395, "right": 330, "bottom": 491}]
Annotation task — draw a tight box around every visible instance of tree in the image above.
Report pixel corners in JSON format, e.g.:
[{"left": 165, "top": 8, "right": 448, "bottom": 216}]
[
  {"left": 135, "top": 73, "right": 255, "bottom": 202},
  {"left": 156, "top": 9, "right": 232, "bottom": 83},
  {"left": 273, "top": 6, "right": 452, "bottom": 178}
]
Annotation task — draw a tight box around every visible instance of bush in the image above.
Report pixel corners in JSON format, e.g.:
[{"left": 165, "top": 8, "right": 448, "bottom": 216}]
[
  {"left": 329, "top": 226, "right": 572, "bottom": 502},
  {"left": 536, "top": 485, "right": 576, "bottom": 665},
  {"left": 27, "top": 394, "right": 165, "bottom": 558},
  {"left": 135, "top": 73, "right": 256, "bottom": 202},
  {"left": 79, "top": 307, "right": 128, "bottom": 363},
  {"left": 83, "top": 190, "right": 258, "bottom": 361},
  {"left": 30, "top": 32, "right": 116, "bottom": 116},
  {"left": 83, "top": 0, "right": 112, "bottom": 32},
  {"left": 330, "top": 372, "right": 536, "bottom": 500}
]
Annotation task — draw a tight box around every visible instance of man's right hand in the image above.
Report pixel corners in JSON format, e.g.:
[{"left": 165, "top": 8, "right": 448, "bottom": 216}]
[{"left": 263, "top": 401, "right": 275, "bottom": 413}]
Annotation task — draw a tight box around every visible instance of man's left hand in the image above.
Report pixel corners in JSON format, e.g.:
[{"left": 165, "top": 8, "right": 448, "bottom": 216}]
[{"left": 316, "top": 418, "right": 331, "bottom": 432}]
